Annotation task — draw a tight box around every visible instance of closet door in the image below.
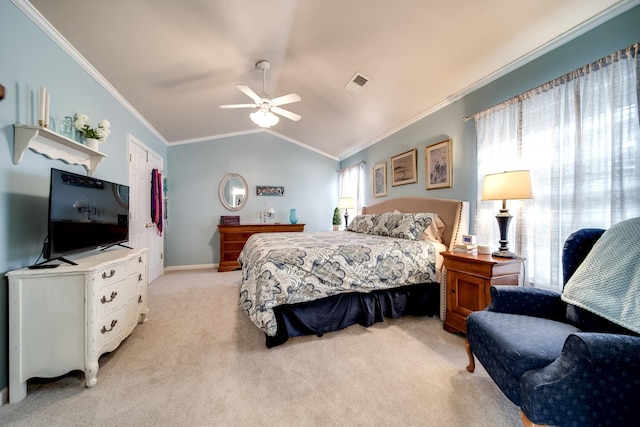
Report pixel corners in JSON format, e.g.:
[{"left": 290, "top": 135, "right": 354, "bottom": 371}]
[{"left": 128, "top": 136, "right": 164, "bottom": 282}]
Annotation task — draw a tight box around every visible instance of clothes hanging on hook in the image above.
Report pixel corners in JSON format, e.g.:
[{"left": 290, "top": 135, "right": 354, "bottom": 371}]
[{"left": 151, "top": 169, "right": 163, "bottom": 236}]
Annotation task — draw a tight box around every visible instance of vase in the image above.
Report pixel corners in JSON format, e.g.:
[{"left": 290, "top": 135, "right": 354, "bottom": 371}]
[
  {"left": 60, "top": 116, "right": 74, "bottom": 139},
  {"left": 289, "top": 208, "right": 298, "bottom": 224},
  {"left": 85, "top": 137, "right": 100, "bottom": 151}
]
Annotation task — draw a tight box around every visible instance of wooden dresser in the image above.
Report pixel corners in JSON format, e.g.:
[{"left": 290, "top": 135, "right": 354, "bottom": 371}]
[
  {"left": 217, "top": 223, "right": 305, "bottom": 272},
  {"left": 441, "top": 251, "right": 521, "bottom": 334}
]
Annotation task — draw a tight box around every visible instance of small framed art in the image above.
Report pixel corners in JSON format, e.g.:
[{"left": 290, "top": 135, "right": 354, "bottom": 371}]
[
  {"left": 256, "top": 186, "right": 284, "bottom": 196},
  {"left": 391, "top": 148, "right": 417, "bottom": 186},
  {"left": 426, "top": 139, "right": 452, "bottom": 189},
  {"left": 372, "top": 162, "right": 387, "bottom": 198}
]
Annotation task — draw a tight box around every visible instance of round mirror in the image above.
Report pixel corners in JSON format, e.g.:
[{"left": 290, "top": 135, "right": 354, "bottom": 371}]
[{"left": 219, "top": 173, "right": 248, "bottom": 211}]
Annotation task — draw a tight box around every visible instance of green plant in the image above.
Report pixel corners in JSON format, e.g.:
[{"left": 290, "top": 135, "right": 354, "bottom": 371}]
[
  {"left": 74, "top": 113, "right": 111, "bottom": 142},
  {"left": 332, "top": 207, "right": 342, "bottom": 225}
]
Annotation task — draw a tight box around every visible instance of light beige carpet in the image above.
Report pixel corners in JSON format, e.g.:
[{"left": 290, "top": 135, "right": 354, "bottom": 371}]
[{"left": 0, "top": 269, "right": 521, "bottom": 426}]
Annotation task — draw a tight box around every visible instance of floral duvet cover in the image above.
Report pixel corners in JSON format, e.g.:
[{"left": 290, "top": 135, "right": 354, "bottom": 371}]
[{"left": 238, "top": 231, "right": 440, "bottom": 336}]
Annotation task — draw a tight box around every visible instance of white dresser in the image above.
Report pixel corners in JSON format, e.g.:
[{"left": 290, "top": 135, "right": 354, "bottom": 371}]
[{"left": 7, "top": 247, "right": 149, "bottom": 403}]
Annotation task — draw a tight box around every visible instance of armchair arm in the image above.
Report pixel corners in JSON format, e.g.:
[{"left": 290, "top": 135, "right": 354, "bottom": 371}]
[
  {"left": 486, "top": 286, "right": 567, "bottom": 321},
  {"left": 520, "top": 333, "right": 640, "bottom": 426}
]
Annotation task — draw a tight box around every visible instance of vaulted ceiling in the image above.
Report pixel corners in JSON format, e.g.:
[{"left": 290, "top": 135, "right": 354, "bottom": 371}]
[{"left": 28, "top": 0, "right": 629, "bottom": 159}]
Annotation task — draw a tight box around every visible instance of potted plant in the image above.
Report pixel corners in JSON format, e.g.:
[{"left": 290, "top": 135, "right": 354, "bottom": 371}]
[
  {"left": 74, "top": 113, "right": 111, "bottom": 150},
  {"left": 332, "top": 207, "right": 342, "bottom": 231}
]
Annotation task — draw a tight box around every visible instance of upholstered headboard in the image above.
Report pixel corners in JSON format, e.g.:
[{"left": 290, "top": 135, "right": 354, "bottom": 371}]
[{"left": 361, "top": 197, "right": 470, "bottom": 251}]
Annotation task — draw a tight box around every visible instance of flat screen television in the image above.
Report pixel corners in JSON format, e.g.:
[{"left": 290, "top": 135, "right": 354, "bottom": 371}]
[{"left": 46, "top": 168, "right": 130, "bottom": 264}]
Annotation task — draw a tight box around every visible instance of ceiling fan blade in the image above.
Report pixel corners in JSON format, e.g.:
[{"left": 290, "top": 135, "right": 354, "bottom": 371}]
[
  {"left": 235, "top": 84, "right": 262, "bottom": 102},
  {"left": 271, "top": 93, "right": 301, "bottom": 107},
  {"left": 271, "top": 106, "right": 301, "bottom": 122},
  {"left": 219, "top": 103, "right": 257, "bottom": 109}
]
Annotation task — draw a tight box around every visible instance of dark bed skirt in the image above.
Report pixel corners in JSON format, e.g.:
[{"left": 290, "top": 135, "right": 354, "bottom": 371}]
[{"left": 265, "top": 282, "right": 440, "bottom": 348}]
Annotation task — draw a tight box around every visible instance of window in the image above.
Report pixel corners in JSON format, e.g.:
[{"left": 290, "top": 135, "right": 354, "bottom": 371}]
[
  {"left": 338, "top": 162, "right": 364, "bottom": 228},
  {"left": 474, "top": 43, "right": 640, "bottom": 290}
]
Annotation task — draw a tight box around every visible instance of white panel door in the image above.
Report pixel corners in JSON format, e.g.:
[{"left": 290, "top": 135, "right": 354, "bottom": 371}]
[{"left": 128, "top": 136, "right": 164, "bottom": 282}]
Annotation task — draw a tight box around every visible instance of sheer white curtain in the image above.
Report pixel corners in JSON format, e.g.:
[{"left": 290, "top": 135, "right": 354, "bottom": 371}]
[
  {"left": 338, "top": 163, "right": 364, "bottom": 225},
  {"left": 475, "top": 43, "right": 640, "bottom": 290}
]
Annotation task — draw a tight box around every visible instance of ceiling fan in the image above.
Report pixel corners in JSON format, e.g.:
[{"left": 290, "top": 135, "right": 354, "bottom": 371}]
[{"left": 219, "top": 60, "right": 302, "bottom": 128}]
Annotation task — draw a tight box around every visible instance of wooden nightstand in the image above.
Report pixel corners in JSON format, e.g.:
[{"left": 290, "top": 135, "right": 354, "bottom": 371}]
[{"left": 441, "top": 251, "right": 521, "bottom": 334}]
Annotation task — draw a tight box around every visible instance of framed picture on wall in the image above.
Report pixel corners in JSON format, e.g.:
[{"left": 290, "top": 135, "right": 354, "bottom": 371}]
[
  {"left": 256, "top": 185, "right": 285, "bottom": 196},
  {"left": 390, "top": 149, "right": 417, "bottom": 186},
  {"left": 372, "top": 162, "right": 387, "bottom": 198},
  {"left": 426, "top": 139, "right": 452, "bottom": 189}
]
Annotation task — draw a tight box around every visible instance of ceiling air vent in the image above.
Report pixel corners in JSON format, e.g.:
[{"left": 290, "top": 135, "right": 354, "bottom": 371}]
[{"left": 345, "top": 72, "right": 369, "bottom": 94}]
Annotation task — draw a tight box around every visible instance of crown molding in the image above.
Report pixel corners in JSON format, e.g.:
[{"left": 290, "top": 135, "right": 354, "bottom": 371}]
[
  {"left": 12, "top": 0, "right": 168, "bottom": 146},
  {"left": 171, "top": 128, "right": 338, "bottom": 160}
]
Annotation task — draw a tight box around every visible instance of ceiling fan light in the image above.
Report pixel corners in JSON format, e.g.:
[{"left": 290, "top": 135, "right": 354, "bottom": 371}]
[{"left": 250, "top": 110, "right": 279, "bottom": 128}]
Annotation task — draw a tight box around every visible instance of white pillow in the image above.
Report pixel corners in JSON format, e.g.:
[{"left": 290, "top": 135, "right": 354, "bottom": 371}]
[
  {"left": 393, "top": 209, "right": 444, "bottom": 242},
  {"left": 422, "top": 216, "right": 445, "bottom": 242}
]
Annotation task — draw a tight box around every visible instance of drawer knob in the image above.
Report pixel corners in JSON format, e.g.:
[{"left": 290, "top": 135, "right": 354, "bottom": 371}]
[
  {"left": 139, "top": 256, "right": 143, "bottom": 263},
  {"left": 102, "top": 269, "right": 116, "bottom": 279},
  {"left": 138, "top": 295, "right": 143, "bottom": 304},
  {"left": 138, "top": 273, "right": 143, "bottom": 282},
  {"left": 100, "top": 319, "right": 117, "bottom": 334},
  {"left": 100, "top": 291, "right": 118, "bottom": 304}
]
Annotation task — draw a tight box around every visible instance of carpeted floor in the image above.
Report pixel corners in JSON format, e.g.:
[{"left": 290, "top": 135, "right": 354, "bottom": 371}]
[{"left": 0, "top": 269, "right": 521, "bottom": 426}]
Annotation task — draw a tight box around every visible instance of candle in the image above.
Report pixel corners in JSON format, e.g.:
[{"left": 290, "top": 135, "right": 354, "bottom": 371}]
[
  {"left": 39, "top": 86, "right": 45, "bottom": 125},
  {"left": 44, "top": 91, "right": 50, "bottom": 128}
]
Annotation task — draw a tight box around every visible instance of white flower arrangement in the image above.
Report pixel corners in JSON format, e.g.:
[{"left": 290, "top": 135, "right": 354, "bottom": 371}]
[{"left": 74, "top": 113, "right": 111, "bottom": 142}]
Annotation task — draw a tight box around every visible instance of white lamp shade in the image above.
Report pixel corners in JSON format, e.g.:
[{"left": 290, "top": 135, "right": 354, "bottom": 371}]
[
  {"left": 250, "top": 109, "right": 279, "bottom": 128},
  {"left": 482, "top": 170, "right": 533, "bottom": 201},
  {"left": 338, "top": 197, "right": 355, "bottom": 209}
]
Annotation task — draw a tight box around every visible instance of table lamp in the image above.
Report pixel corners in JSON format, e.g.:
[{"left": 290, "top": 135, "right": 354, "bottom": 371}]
[
  {"left": 481, "top": 170, "right": 532, "bottom": 258},
  {"left": 338, "top": 197, "right": 355, "bottom": 226}
]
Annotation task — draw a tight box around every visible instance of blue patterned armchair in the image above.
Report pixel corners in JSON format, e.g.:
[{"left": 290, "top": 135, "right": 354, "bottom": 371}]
[{"left": 465, "top": 228, "right": 640, "bottom": 427}]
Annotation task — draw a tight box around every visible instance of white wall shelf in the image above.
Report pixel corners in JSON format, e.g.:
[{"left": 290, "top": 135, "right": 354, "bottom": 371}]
[{"left": 13, "top": 124, "right": 107, "bottom": 176}]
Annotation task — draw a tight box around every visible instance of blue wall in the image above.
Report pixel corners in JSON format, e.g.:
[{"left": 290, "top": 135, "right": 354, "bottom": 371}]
[
  {"left": 0, "top": 0, "right": 168, "bottom": 393},
  {"left": 166, "top": 132, "right": 338, "bottom": 267},
  {"left": 341, "top": 5, "right": 640, "bottom": 234}
]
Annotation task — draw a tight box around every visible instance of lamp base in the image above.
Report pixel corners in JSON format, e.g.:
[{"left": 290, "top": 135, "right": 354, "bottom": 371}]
[
  {"left": 492, "top": 249, "right": 517, "bottom": 258},
  {"left": 493, "top": 206, "right": 516, "bottom": 258}
]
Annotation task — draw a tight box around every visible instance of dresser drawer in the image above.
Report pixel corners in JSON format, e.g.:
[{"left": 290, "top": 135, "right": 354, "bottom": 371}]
[
  {"left": 133, "top": 252, "right": 147, "bottom": 272},
  {"left": 96, "top": 305, "right": 127, "bottom": 350},
  {"left": 223, "top": 231, "right": 256, "bottom": 243},
  {"left": 125, "top": 283, "right": 148, "bottom": 324},
  {"left": 96, "top": 277, "right": 128, "bottom": 318},
  {"left": 224, "top": 242, "right": 247, "bottom": 252},
  {"left": 95, "top": 263, "right": 127, "bottom": 288}
]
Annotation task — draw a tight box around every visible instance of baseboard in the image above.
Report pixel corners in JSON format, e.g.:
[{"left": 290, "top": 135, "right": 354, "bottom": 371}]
[
  {"left": 1, "top": 386, "right": 7, "bottom": 405},
  {"left": 164, "top": 263, "right": 217, "bottom": 272}
]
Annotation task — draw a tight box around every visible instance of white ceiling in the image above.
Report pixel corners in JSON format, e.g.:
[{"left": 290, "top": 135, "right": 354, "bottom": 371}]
[{"left": 27, "top": 0, "right": 630, "bottom": 159}]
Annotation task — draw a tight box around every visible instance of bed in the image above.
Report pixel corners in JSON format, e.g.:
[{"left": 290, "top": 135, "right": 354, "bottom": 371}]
[{"left": 238, "top": 197, "right": 469, "bottom": 347}]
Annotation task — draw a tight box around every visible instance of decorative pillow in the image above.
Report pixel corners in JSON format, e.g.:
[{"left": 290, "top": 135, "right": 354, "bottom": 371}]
[
  {"left": 390, "top": 209, "right": 444, "bottom": 242},
  {"left": 371, "top": 212, "right": 426, "bottom": 240},
  {"left": 417, "top": 214, "right": 445, "bottom": 242},
  {"left": 346, "top": 214, "right": 376, "bottom": 233}
]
